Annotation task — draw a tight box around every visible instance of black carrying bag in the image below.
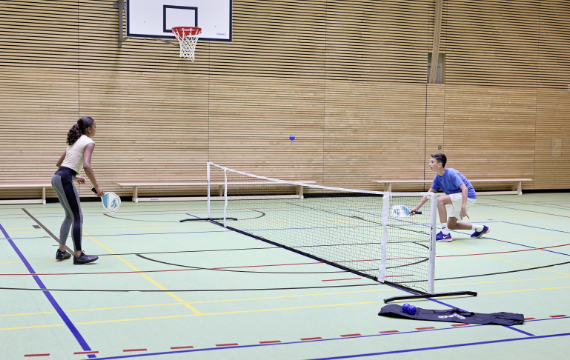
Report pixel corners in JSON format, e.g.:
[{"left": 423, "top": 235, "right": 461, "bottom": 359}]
[{"left": 379, "top": 304, "right": 524, "bottom": 326}]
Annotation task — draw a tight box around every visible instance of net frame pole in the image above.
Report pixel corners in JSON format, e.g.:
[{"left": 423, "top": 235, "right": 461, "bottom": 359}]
[
  {"left": 428, "top": 192, "right": 437, "bottom": 293},
  {"left": 382, "top": 191, "right": 476, "bottom": 303},
  {"left": 223, "top": 169, "right": 228, "bottom": 228},
  {"left": 378, "top": 192, "right": 391, "bottom": 282},
  {"left": 207, "top": 161, "right": 211, "bottom": 218}
]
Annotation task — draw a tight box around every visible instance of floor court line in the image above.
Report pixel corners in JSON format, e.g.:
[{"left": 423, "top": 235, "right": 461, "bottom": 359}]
[
  {"left": 439, "top": 243, "right": 570, "bottom": 277},
  {"left": 3, "top": 279, "right": 570, "bottom": 320},
  {"left": 83, "top": 231, "right": 202, "bottom": 315},
  {"left": 66, "top": 321, "right": 569, "bottom": 360},
  {"left": 0, "top": 223, "right": 97, "bottom": 358}
]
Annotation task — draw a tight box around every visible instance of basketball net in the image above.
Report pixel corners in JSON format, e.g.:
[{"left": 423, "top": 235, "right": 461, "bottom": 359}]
[{"left": 172, "top": 27, "right": 202, "bottom": 62}]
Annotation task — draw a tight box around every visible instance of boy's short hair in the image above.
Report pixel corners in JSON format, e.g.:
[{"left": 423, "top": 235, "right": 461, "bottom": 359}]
[{"left": 430, "top": 153, "right": 447, "bottom": 167}]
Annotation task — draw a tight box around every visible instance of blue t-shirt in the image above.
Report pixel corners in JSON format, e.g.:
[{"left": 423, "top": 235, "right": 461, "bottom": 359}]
[{"left": 431, "top": 168, "right": 476, "bottom": 199}]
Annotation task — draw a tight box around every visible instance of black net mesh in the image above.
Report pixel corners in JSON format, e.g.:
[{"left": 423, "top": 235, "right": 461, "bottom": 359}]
[{"left": 208, "top": 163, "right": 435, "bottom": 294}]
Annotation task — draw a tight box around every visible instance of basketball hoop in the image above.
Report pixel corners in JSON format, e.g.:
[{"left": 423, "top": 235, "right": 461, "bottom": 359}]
[{"left": 171, "top": 26, "right": 202, "bottom": 61}]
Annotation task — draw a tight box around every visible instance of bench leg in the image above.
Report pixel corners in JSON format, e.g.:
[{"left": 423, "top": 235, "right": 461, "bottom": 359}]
[
  {"left": 297, "top": 185, "right": 304, "bottom": 199},
  {"left": 42, "top": 187, "right": 46, "bottom": 205},
  {"left": 384, "top": 182, "right": 392, "bottom": 192},
  {"left": 513, "top": 181, "right": 522, "bottom": 195},
  {"left": 133, "top": 186, "right": 138, "bottom": 203},
  {"left": 219, "top": 185, "right": 224, "bottom": 197}
]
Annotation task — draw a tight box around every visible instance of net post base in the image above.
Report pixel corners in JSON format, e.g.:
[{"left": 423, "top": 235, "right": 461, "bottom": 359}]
[
  {"left": 383, "top": 290, "right": 477, "bottom": 304},
  {"left": 180, "top": 217, "right": 237, "bottom": 222}
]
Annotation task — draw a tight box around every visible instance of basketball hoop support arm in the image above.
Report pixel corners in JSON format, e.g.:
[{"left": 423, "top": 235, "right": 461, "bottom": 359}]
[{"left": 115, "top": 0, "right": 128, "bottom": 48}]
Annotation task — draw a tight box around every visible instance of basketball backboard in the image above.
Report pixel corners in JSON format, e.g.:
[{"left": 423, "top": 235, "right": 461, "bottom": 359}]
[{"left": 126, "top": 0, "right": 232, "bottom": 42}]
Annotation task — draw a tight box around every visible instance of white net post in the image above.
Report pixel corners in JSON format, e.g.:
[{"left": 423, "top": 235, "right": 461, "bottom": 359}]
[
  {"left": 207, "top": 161, "right": 211, "bottom": 218},
  {"left": 223, "top": 169, "right": 228, "bottom": 228},
  {"left": 378, "top": 192, "right": 391, "bottom": 282},
  {"left": 428, "top": 192, "right": 438, "bottom": 293}
]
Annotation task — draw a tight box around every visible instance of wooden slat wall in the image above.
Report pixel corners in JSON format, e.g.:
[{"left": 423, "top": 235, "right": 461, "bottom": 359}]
[{"left": 1, "top": 0, "right": 569, "bottom": 200}]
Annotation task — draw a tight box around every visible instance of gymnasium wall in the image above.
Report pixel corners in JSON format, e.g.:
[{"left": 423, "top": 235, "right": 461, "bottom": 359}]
[{"left": 0, "top": 0, "right": 569, "bottom": 200}]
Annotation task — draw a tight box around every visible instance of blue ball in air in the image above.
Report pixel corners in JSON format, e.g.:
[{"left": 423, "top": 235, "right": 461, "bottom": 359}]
[{"left": 289, "top": 135, "right": 295, "bottom": 141}]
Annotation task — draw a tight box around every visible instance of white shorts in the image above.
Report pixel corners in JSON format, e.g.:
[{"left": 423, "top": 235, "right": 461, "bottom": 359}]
[{"left": 446, "top": 192, "right": 476, "bottom": 220}]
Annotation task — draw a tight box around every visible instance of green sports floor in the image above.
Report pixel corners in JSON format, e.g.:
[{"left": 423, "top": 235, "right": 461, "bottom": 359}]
[{"left": 1, "top": 193, "right": 569, "bottom": 359}]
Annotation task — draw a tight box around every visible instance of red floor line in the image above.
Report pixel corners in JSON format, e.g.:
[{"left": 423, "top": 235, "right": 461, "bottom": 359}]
[
  {"left": 216, "top": 343, "right": 238, "bottom": 347},
  {"left": 10, "top": 241, "right": 569, "bottom": 277},
  {"left": 259, "top": 340, "right": 281, "bottom": 344},
  {"left": 301, "top": 337, "right": 323, "bottom": 341},
  {"left": 24, "top": 355, "right": 50, "bottom": 358},
  {"left": 379, "top": 330, "right": 399, "bottom": 334},
  {"left": 416, "top": 327, "right": 436, "bottom": 330},
  {"left": 451, "top": 323, "right": 469, "bottom": 327},
  {"left": 341, "top": 334, "right": 362, "bottom": 337},
  {"left": 524, "top": 318, "right": 536, "bottom": 320},
  {"left": 322, "top": 278, "right": 361, "bottom": 282},
  {"left": 123, "top": 349, "right": 147, "bottom": 352},
  {"left": 170, "top": 346, "right": 194, "bottom": 350},
  {"left": 550, "top": 315, "right": 567, "bottom": 318},
  {"left": 73, "top": 351, "right": 99, "bottom": 354}
]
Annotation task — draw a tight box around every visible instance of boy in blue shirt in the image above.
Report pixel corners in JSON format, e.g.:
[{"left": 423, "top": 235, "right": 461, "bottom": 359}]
[{"left": 411, "top": 153, "right": 490, "bottom": 242}]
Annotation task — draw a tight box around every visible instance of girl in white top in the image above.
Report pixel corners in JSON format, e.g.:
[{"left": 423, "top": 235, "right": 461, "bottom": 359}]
[{"left": 52, "top": 117, "right": 104, "bottom": 264}]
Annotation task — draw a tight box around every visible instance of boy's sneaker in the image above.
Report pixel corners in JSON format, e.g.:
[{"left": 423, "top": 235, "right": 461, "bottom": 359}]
[
  {"left": 436, "top": 231, "right": 453, "bottom": 242},
  {"left": 56, "top": 249, "right": 71, "bottom": 260},
  {"left": 471, "top": 225, "right": 490, "bottom": 238},
  {"left": 73, "top": 251, "right": 99, "bottom": 265}
]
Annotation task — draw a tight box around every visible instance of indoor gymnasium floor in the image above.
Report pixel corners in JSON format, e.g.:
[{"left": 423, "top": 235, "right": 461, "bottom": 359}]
[{"left": 1, "top": 193, "right": 569, "bottom": 359}]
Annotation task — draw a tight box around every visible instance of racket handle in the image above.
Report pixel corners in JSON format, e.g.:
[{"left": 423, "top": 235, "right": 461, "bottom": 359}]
[
  {"left": 91, "top": 187, "right": 97, "bottom": 194},
  {"left": 413, "top": 211, "right": 422, "bottom": 215}
]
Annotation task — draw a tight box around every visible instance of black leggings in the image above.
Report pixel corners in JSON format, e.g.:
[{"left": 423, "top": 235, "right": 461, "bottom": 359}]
[{"left": 51, "top": 167, "right": 83, "bottom": 251}]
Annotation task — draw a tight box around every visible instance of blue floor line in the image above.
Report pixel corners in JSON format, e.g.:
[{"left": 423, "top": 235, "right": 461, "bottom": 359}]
[
  {"left": 503, "top": 325, "right": 534, "bottom": 336},
  {"left": 0, "top": 223, "right": 97, "bottom": 358},
  {"left": 306, "top": 332, "right": 570, "bottom": 359},
  {"left": 82, "top": 320, "right": 562, "bottom": 360}
]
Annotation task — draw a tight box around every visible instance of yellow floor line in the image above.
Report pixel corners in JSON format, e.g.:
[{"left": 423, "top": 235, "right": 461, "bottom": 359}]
[
  {"left": 480, "top": 286, "right": 570, "bottom": 295},
  {"left": 0, "top": 324, "right": 63, "bottom": 331},
  {"left": 4, "top": 282, "right": 570, "bottom": 331},
  {"left": 4, "top": 274, "right": 570, "bottom": 319},
  {"left": 83, "top": 230, "right": 201, "bottom": 315},
  {"left": 438, "top": 243, "right": 570, "bottom": 276},
  {"left": 0, "top": 311, "right": 54, "bottom": 317},
  {"left": 436, "top": 276, "right": 570, "bottom": 288},
  {"left": 75, "top": 300, "right": 386, "bottom": 326}
]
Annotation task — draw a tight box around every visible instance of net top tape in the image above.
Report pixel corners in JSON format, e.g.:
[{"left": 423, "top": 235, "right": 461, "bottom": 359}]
[{"left": 208, "top": 162, "right": 435, "bottom": 198}]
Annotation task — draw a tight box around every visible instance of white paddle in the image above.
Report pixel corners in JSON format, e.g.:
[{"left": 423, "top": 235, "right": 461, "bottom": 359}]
[
  {"left": 92, "top": 188, "right": 121, "bottom": 213},
  {"left": 390, "top": 205, "right": 421, "bottom": 219}
]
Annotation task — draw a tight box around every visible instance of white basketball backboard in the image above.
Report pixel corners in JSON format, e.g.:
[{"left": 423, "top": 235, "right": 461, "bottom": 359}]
[{"left": 127, "top": 0, "right": 232, "bottom": 41}]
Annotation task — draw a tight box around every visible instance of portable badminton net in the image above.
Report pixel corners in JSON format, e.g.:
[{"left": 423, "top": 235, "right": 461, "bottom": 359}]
[{"left": 186, "top": 162, "right": 475, "bottom": 301}]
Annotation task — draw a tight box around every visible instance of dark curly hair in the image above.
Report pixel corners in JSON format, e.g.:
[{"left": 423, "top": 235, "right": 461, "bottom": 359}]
[{"left": 67, "top": 117, "right": 95, "bottom": 145}]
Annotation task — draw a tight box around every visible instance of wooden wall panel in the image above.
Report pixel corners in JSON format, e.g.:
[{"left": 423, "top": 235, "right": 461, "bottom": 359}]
[
  {"left": 535, "top": 88, "right": 570, "bottom": 189},
  {"left": 76, "top": 69, "right": 209, "bottom": 197},
  {"left": 209, "top": 0, "right": 325, "bottom": 78},
  {"left": 538, "top": 1, "right": 570, "bottom": 88},
  {"left": 324, "top": 81, "right": 427, "bottom": 190},
  {"left": 208, "top": 75, "right": 325, "bottom": 181},
  {"left": 443, "top": 85, "right": 536, "bottom": 191},
  {"left": 0, "top": 68, "right": 79, "bottom": 200},
  {"left": 423, "top": 84, "right": 446, "bottom": 190},
  {"left": 325, "top": 0, "right": 430, "bottom": 82},
  {"left": 446, "top": 0, "right": 540, "bottom": 86},
  {"left": 1, "top": 0, "right": 570, "bottom": 201}
]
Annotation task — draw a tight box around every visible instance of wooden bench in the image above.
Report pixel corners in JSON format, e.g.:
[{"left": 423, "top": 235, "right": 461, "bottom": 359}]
[
  {"left": 0, "top": 184, "right": 52, "bottom": 204},
  {"left": 118, "top": 181, "right": 317, "bottom": 203},
  {"left": 372, "top": 179, "right": 533, "bottom": 195}
]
